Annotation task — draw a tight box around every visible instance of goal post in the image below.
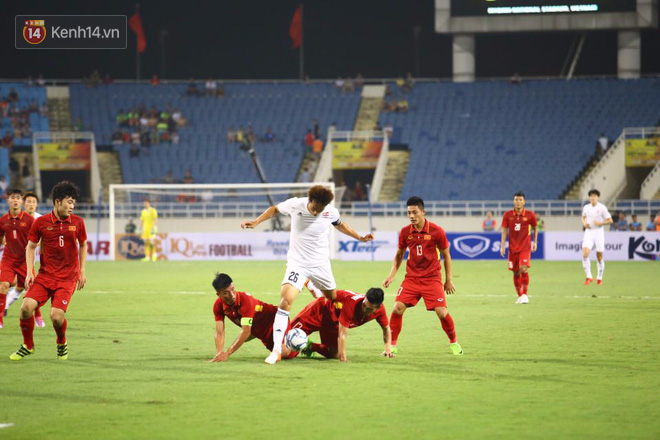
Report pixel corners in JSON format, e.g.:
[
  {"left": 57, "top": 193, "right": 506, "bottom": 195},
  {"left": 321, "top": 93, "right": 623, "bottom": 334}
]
[{"left": 108, "top": 182, "right": 339, "bottom": 261}]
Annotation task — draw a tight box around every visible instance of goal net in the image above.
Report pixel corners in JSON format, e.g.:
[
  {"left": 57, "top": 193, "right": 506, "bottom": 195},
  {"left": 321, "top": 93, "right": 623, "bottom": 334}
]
[{"left": 108, "top": 182, "right": 343, "bottom": 261}]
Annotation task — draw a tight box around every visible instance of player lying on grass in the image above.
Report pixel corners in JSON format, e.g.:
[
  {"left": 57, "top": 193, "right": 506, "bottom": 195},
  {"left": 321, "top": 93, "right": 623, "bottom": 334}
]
[
  {"left": 291, "top": 288, "right": 394, "bottom": 362},
  {"left": 209, "top": 273, "right": 295, "bottom": 362}
]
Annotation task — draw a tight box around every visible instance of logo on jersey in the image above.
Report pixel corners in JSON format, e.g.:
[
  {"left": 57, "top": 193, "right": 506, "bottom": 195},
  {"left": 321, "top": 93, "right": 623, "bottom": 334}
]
[{"left": 453, "top": 235, "right": 491, "bottom": 259}]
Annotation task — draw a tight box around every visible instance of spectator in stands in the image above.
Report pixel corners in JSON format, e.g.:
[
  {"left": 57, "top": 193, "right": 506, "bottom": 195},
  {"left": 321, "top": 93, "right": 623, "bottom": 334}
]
[
  {"left": 226, "top": 126, "right": 237, "bottom": 142},
  {"left": 104, "top": 74, "right": 113, "bottom": 85},
  {"left": 313, "top": 119, "right": 321, "bottom": 139},
  {"left": 647, "top": 215, "right": 657, "bottom": 231},
  {"left": 183, "top": 169, "right": 194, "bottom": 184},
  {"left": 39, "top": 101, "right": 48, "bottom": 117},
  {"left": 343, "top": 77, "right": 355, "bottom": 93},
  {"left": 629, "top": 214, "right": 642, "bottom": 231},
  {"left": 171, "top": 131, "right": 180, "bottom": 144},
  {"left": 139, "top": 114, "right": 149, "bottom": 128},
  {"left": 304, "top": 129, "right": 314, "bottom": 148},
  {"left": 116, "top": 110, "right": 128, "bottom": 127},
  {"left": 263, "top": 127, "right": 275, "bottom": 143},
  {"left": 405, "top": 73, "right": 415, "bottom": 91},
  {"left": 353, "top": 181, "right": 365, "bottom": 201},
  {"left": 26, "top": 75, "right": 34, "bottom": 87},
  {"left": 236, "top": 126, "right": 245, "bottom": 144},
  {"left": 247, "top": 127, "right": 257, "bottom": 145},
  {"left": 201, "top": 190, "right": 213, "bottom": 203},
  {"left": 8, "top": 88, "right": 18, "bottom": 102},
  {"left": 74, "top": 118, "right": 85, "bottom": 132},
  {"left": 151, "top": 74, "right": 160, "bottom": 86},
  {"left": 482, "top": 211, "right": 497, "bottom": 231},
  {"left": 163, "top": 170, "right": 175, "bottom": 184},
  {"left": 140, "top": 130, "right": 151, "bottom": 147},
  {"left": 129, "top": 144, "right": 140, "bottom": 158},
  {"left": 125, "top": 219, "right": 137, "bottom": 234},
  {"left": 186, "top": 79, "right": 200, "bottom": 96},
  {"left": 122, "top": 130, "right": 131, "bottom": 143},
  {"left": 396, "top": 99, "right": 409, "bottom": 112},
  {"left": 36, "top": 74, "right": 45, "bottom": 86},
  {"left": 335, "top": 77, "right": 345, "bottom": 90},
  {"left": 1, "top": 131, "right": 14, "bottom": 148},
  {"left": 112, "top": 130, "right": 123, "bottom": 144},
  {"left": 597, "top": 133, "right": 609, "bottom": 156},
  {"left": 312, "top": 138, "right": 323, "bottom": 158},
  {"left": 509, "top": 72, "right": 522, "bottom": 85},
  {"left": 300, "top": 168, "right": 311, "bottom": 183},
  {"left": 205, "top": 79, "right": 218, "bottom": 96},
  {"left": 616, "top": 211, "right": 628, "bottom": 231},
  {"left": 536, "top": 213, "right": 545, "bottom": 231},
  {"left": 384, "top": 122, "right": 393, "bottom": 138},
  {"left": 0, "top": 175, "right": 8, "bottom": 193},
  {"left": 28, "top": 99, "right": 38, "bottom": 113},
  {"left": 355, "top": 73, "right": 364, "bottom": 88}
]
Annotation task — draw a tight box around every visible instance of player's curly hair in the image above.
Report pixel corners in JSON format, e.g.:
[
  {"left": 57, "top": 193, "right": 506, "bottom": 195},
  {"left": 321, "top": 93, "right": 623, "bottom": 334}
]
[
  {"left": 212, "top": 273, "right": 233, "bottom": 291},
  {"left": 308, "top": 185, "right": 334, "bottom": 206},
  {"left": 51, "top": 180, "right": 81, "bottom": 204},
  {"left": 366, "top": 288, "right": 385, "bottom": 306}
]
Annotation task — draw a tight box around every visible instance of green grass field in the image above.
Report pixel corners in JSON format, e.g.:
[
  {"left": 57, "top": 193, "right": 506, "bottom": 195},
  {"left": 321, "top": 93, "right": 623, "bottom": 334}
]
[{"left": 1, "top": 260, "right": 659, "bottom": 439}]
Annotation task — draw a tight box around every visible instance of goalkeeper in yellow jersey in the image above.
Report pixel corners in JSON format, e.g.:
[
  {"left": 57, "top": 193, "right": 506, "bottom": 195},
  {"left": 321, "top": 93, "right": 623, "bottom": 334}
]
[{"left": 139, "top": 199, "right": 159, "bottom": 261}]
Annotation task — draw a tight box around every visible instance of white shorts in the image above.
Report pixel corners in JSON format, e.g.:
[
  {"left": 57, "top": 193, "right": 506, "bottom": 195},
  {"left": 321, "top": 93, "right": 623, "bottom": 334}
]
[
  {"left": 583, "top": 229, "right": 605, "bottom": 252},
  {"left": 281, "top": 261, "right": 336, "bottom": 292}
]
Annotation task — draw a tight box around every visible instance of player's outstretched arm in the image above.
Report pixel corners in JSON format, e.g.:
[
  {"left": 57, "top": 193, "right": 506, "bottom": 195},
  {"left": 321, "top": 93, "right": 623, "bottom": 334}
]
[
  {"left": 78, "top": 240, "right": 87, "bottom": 290},
  {"left": 383, "top": 248, "right": 405, "bottom": 288},
  {"left": 440, "top": 247, "right": 455, "bottom": 294},
  {"left": 500, "top": 227, "right": 508, "bottom": 257},
  {"left": 337, "top": 324, "right": 349, "bottom": 362},
  {"left": 24, "top": 241, "right": 38, "bottom": 290},
  {"left": 240, "top": 206, "right": 279, "bottom": 229},
  {"left": 209, "top": 321, "right": 226, "bottom": 362},
  {"left": 381, "top": 326, "right": 395, "bottom": 358},
  {"left": 334, "top": 221, "right": 374, "bottom": 242}
]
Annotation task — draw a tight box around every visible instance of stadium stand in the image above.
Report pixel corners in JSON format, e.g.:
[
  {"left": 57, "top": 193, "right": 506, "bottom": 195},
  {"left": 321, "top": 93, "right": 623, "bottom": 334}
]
[
  {"left": 380, "top": 78, "right": 660, "bottom": 200},
  {"left": 69, "top": 83, "right": 361, "bottom": 185}
]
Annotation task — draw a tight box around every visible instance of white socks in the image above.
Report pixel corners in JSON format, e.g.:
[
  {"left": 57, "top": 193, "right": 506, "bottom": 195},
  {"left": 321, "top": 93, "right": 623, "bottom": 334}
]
[
  {"left": 582, "top": 257, "right": 592, "bottom": 279},
  {"left": 597, "top": 260, "right": 605, "bottom": 280},
  {"left": 272, "top": 308, "right": 290, "bottom": 354},
  {"left": 5, "top": 287, "right": 22, "bottom": 310}
]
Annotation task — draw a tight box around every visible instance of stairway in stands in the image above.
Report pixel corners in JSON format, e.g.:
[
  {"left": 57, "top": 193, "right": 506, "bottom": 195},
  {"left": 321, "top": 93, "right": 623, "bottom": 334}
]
[{"left": 379, "top": 150, "right": 410, "bottom": 201}]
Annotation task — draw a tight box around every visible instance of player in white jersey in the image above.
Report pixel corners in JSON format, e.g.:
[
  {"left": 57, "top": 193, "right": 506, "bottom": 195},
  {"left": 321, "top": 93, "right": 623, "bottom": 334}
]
[
  {"left": 240, "top": 185, "right": 374, "bottom": 364},
  {"left": 581, "top": 189, "right": 613, "bottom": 285},
  {"left": 4, "top": 192, "right": 45, "bottom": 326}
]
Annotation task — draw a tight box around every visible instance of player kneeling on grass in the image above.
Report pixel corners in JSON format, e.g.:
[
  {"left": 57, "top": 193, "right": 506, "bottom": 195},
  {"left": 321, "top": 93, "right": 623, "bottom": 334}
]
[
  {"left": 292, "top": 288, "right": 394, "bottom": 362},
  {"left": 10, "top": 181, "right": 87, "bottom": 361},
  {"left": 210, "top": 273, "right": 295, "bottom": 362}
]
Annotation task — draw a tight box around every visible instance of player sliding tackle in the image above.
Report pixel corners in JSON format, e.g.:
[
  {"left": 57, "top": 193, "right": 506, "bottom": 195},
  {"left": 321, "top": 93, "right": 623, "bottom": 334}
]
[
  {"left": 209, "top": 273, "right": 296, "bottom": 362},
  {"left": 241, "top": 185, "right": 374, "bottom": 364},
  {"left": 292, "top": 288, "right": 395, "bottom": 362}
]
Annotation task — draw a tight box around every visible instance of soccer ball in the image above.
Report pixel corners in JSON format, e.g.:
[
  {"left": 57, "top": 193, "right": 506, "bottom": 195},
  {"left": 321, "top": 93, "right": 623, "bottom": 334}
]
[{"left": 285, "top": 328, "right": 308, "bottom": 351}]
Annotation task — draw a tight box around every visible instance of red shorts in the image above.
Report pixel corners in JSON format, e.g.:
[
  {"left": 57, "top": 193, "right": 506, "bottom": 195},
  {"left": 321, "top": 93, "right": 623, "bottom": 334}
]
[
  {"left": 257, "top": 314, "right": 291, "bottom": 353},
  {"left": 508, "top": 250, "right": 531, "bottom": 272},
  {"left": 25, "top": 277, "right": 78, "bottom": 312},
  {"left": 396, "top": 276, "right": 447, "bottom": 311},
  {"left": 0, "top": 260, "right": 29, "bottom": 289},
  {"left": 292, "top": 316, "right": 339, "bottom": 349}
]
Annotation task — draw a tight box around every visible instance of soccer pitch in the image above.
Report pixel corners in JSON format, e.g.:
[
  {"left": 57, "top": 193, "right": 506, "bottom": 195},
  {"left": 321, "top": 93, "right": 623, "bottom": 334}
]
[{"left": 1, "top": 260, "right": 659, "bottom": 439}]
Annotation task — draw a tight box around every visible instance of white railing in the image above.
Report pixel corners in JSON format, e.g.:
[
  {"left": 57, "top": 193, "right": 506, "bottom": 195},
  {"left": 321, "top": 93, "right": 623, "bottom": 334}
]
[{"left": 640, "top": 160, "right": 660, "bottom": 200}]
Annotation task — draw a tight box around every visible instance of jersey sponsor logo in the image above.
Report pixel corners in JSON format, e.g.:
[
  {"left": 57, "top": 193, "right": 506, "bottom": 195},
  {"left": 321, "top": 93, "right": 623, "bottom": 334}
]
[{"left": 452, "top": 235, "right": 491, "bottom": 259}]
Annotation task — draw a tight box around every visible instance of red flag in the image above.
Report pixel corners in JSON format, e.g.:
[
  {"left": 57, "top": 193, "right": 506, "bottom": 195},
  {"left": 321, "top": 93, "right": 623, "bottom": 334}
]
[
  {"left": 129, "top": 10, "right": 147, "bottom": 53},
  {"left": 289, "top": 5, "right": 302, "bottom": 49}
]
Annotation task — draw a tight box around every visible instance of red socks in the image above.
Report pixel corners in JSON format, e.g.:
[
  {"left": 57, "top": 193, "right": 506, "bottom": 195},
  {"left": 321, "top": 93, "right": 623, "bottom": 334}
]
[
  {"left": 389, "top": 312, "right": 403, "bottom": 345},
  {"left": 20, "top": 316, "right": 35, "bottom": 349},
  {"left": 440, "top": 313, "right": 457, "bottom": 343},
  {"left": 521, "top": 272, "right": 529, "bottom": 294},
  {"left": 0, "top": 293, "right": 5, "bottom": 323},
  {"left": 54, "top": 319, "right": 67, "bottom": 345},
  {"left": 513, "top": 274, "right": 522, "bottom": 296},
  {"left": 310, "top": 343, "right": 333, "bottom": 359},
  {"left": 34, "top": 306, "right": 42, "bottom": 319}
]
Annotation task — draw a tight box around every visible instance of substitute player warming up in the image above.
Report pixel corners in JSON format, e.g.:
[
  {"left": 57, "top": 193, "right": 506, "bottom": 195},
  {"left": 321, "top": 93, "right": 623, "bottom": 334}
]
[
  {"left": 581, "top": 189, "right": 613, "bottom": 285},
  {"left": 500, "top": 192, "right": 538, "bottom": 304},
  {"left": 10, "top": 181, "right": 87, "bottom": 361},
  {"left": 383, "top": 196, "right": 462, "bottom": 356}
]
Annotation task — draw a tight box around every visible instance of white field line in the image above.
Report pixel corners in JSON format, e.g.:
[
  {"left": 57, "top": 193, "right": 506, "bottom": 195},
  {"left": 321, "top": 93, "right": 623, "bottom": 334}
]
[{"left": 0, "top": 423, "right": 15, "bottom": 429}]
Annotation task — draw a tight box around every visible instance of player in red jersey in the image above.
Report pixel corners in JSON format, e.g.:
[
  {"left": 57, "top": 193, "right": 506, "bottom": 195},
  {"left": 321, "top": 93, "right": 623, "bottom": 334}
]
[
  {"left": 0, "top": 189, "right": 35, "bottom": 329},
  {"left": 500, "top": 192, "right": 538, "bottom": 304},
  {"left": 383, "top": 196, "right": 462, "bottom": 356},
  {"left": 9, "top": 181, "right": 87, "bottom": 361},
  {"left": 209, "top": 273, "right": 296, "bottom": 362},
  {"left": 3, "top": 191, "right": 45, "bottom": 327},
  {"left": 292, "top": 288, "right": 394, "bottom": 362}
]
